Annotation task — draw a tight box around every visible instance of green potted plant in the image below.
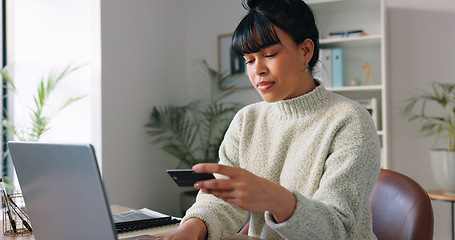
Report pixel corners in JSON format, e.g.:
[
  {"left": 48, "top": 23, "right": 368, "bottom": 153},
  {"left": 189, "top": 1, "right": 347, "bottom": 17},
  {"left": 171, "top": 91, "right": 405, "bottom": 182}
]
[
  {"left": 145, "top": 60, "right": 243, "bottom": 215},
  {"left": 0, "top": 64, "right": 86, "bottom": 190},
  {"left": 145, "top": 60, "right": 243, "bottom": 168},
  {"left": 402, "top": 82, "right": 455, "bottom": 194}
]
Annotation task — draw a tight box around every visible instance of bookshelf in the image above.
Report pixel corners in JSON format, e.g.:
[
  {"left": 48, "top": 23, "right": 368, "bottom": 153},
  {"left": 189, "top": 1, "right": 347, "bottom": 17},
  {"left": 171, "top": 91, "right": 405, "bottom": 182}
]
[{"left": 308, "top": 0, "right": 388, "bottom": 168}]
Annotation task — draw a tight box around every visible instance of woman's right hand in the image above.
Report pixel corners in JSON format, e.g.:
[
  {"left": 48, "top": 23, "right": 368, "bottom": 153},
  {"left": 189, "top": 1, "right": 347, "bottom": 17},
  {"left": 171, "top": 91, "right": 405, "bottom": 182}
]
[{"left": 154, "top": 218, "right": 207, "bottom": 240}]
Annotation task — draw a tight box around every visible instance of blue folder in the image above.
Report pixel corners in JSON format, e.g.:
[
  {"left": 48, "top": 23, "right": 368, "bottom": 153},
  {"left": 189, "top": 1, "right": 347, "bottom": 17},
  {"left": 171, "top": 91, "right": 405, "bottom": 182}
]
[{"left": 332, "top": 48, "right": 344, "bottom": 87}]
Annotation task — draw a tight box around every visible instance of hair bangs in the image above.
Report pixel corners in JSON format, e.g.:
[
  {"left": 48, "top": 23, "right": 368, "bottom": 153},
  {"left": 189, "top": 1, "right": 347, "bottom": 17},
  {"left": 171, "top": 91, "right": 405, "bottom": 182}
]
[{"left": 231, "top": 14, "right": 281, "bottom": 56}]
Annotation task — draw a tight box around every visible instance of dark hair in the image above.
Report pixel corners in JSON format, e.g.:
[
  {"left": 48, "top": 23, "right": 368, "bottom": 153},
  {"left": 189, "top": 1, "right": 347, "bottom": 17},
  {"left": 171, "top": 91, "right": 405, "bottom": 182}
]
[{"left": 231, "top": 0, "right": 319, "bottom": 69}]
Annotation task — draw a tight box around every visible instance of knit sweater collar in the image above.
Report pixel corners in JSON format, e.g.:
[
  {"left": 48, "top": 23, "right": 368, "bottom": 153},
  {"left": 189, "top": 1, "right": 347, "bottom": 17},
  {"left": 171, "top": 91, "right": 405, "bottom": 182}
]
[{"left": 269, "top": 81, "right": 331, "bottom": 118}]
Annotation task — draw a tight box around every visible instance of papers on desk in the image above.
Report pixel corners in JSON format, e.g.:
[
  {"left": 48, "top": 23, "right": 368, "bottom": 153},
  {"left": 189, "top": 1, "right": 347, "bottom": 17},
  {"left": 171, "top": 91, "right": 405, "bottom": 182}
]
[{"left": 113, "top": 208, "right": 181, "bottom": 233}]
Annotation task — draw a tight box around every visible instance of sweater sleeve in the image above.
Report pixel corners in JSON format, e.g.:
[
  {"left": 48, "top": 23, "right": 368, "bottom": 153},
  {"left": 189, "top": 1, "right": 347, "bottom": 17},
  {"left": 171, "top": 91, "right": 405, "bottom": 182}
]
[
  {"left": 264, "top": 107, "right": 381, "bottom": 239},
  {"left": 181, "top": 112, "right": 249, "bottom": 240}
]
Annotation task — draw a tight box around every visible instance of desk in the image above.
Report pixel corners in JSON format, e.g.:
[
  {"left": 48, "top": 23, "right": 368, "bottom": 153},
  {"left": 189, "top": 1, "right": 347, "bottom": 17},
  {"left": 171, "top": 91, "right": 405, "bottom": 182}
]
[
  {"left": 0, "top": 205, "right": 260, "bottom": 240},
  {"left": 428, "top": 190, "right": 455, "bottom": 240}
]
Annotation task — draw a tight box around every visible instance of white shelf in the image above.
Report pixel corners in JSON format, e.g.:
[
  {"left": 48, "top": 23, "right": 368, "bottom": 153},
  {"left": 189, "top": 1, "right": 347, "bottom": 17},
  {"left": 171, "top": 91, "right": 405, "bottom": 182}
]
[
  {"left": 320, "top": 34, "right": 382, "bottom": 48},
  {"left": 309, "top": 0, "right": 380, "bottom": 12},
  {"left": 310, "top": 0, "right": 388, "bottom": 168},
  {"left": 327, "top": 84, "right": 382, "bottom": 93}
]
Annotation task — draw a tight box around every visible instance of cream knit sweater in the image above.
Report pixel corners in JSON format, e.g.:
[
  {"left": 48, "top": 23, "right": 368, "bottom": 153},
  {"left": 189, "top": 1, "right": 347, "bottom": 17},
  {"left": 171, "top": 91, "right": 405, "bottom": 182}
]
[{"left": 182, "top": 83, "right": 381, "bottom": 240}]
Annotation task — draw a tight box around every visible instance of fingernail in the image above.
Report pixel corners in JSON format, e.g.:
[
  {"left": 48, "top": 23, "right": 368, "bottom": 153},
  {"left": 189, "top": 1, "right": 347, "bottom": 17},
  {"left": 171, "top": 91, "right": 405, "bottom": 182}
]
[
  {"left": 193, "top": 165, "right": 200, "bottom": 172},
  {"left": 194, "top": 183, "right": 201, "bottom": 189}
]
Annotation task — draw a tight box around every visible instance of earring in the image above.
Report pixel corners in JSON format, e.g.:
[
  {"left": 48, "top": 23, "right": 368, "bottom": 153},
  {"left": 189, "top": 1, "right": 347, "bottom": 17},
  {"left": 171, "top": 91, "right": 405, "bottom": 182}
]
[{"left": 304, "top": 60, "right": 309, "bottom": 72}]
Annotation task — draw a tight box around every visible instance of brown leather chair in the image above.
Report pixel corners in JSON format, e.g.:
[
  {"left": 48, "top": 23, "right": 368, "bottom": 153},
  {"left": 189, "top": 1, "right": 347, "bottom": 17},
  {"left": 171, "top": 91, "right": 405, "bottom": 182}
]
[
  {"left": 240, "top": 169, "right": 434, "bottom": 239},
  {"left": 370, "top": 169, "right": 434, "bottom": 240}
]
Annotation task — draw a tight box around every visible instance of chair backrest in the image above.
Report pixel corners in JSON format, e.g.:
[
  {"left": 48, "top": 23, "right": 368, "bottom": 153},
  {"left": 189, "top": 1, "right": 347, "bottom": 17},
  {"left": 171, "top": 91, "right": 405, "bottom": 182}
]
[{"left": 369, "top": 169, "right": 434, "bottom": 240}]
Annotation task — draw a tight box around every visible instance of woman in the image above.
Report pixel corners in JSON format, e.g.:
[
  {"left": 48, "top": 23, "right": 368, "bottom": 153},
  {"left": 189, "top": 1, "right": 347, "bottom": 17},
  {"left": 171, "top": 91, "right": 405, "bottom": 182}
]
[{"left": 158, "top": 0, "right": 380, "bottom": 239}]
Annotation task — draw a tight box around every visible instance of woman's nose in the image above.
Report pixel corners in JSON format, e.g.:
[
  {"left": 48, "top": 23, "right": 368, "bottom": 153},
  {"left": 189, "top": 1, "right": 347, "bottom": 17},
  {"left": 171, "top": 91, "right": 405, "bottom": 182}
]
[{"left": 253, "top": 61, "right": 268, "bottom": 76}]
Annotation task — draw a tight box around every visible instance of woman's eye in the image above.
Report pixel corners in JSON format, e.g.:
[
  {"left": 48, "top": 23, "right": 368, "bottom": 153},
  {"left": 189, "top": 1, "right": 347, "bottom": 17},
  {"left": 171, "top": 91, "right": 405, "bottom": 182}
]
[
  {"left": 245, "top": 59, "right": 254, "bottom": 65},
  {"left": 265, "top": 53, "right": 278, "bottom": 58}
]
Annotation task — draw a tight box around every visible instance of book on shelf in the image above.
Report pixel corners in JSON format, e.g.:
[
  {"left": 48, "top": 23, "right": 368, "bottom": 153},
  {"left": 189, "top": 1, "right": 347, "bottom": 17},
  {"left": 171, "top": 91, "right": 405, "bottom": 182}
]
[
  {"left": 331, "top": 48, "right": 344, "bottom": 87},
  {"left": 314, "top": 48, "right": 332, "bottom": 88},
  {"left": 328, "top": 29, "right": 366, "bottom": 39},
  {"left": 113, "top": 208, "right": 181, "bottom": 233}
]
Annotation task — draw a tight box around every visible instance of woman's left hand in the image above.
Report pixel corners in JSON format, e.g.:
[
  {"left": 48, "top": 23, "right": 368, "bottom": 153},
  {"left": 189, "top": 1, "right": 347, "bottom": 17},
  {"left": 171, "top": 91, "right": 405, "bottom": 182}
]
[{"left": 192, "top": 163, "right": 296, "bottom": 223}]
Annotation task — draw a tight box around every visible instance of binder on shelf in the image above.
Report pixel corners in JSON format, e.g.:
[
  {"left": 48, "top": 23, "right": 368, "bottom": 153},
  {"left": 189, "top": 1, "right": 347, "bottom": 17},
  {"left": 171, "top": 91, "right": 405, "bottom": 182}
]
[
  {"left": 314, "top": 48, "right": 332, "bottom": 88},
  {"left": 331, "top": 48, "right": 344, "bottom": 87},
  {"left": 113, "top": 208, "right": 181, "bottom": 233},
  {"left": 357, "top": 98, "right": 379, "bottom": 129}
]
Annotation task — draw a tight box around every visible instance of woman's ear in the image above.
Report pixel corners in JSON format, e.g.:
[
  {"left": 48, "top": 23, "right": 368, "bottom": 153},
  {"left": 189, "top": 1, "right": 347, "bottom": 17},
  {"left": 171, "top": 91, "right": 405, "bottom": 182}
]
[{"left": 300, "top": 38, "right": 314, "bottom": 61}]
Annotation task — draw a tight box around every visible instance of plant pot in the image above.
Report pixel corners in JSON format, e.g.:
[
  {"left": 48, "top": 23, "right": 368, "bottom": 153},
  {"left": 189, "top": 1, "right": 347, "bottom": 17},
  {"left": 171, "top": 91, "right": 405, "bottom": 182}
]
[
  {"left": 430, "top": 149, "right": 455, "bottom": 195},
  {"left": 180, "top": 189, "right": 198, "bottom": 217}
]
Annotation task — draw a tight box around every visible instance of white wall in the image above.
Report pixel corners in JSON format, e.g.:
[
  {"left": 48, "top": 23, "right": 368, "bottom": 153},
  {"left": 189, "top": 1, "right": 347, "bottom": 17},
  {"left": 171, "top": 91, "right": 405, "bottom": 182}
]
[
  {"left": 100, "top": 0, "right": 189, "bottom": 216},
  {"left": 183, "top": 0, "right": 261, "bottom": 104},
  {"left": 387, "top": 4, "right": 455, "bottom": 239}
]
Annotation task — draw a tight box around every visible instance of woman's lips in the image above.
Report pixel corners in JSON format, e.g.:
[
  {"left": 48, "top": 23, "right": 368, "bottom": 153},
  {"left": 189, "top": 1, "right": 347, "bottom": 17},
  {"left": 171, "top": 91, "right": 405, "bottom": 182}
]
[{"left": 257, "top": 81, "right": 275, "bottom": 91}]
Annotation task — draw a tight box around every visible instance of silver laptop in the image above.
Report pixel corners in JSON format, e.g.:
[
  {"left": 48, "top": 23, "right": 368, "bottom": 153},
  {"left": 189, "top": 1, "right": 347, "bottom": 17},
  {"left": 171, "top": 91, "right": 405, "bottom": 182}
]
[{"left": 7, "top": 141, "right": 118, "bottom": 240}]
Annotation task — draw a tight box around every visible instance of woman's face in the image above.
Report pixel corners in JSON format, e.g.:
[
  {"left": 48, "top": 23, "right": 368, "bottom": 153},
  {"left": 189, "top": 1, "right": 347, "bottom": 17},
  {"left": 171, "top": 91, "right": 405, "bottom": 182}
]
[{"left": 243, "top": 27, "right": 314, "bottom": 102}]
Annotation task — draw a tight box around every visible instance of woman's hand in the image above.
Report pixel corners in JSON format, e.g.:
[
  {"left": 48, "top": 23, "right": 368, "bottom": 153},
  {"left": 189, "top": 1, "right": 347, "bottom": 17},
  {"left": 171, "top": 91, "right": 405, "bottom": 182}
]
[
  {"left": 153, "top": 218, "right": 207, "bottom": 240},
  {"left": 193, "top": 163, "right": 296, "bottom": 223}
]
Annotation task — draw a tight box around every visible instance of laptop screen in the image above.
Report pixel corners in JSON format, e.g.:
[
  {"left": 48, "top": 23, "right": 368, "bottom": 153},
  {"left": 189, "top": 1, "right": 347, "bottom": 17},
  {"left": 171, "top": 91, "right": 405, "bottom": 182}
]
[{"left": 8, "top": 142, "right": 118, "bottom": 240}]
